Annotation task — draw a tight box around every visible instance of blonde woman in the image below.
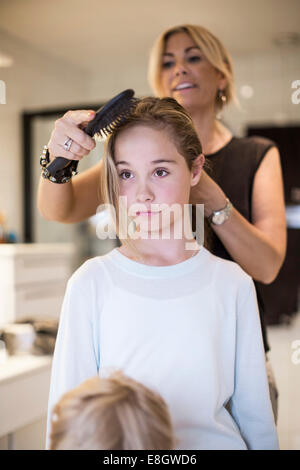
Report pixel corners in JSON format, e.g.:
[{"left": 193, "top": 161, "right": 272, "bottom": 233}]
[
  {"left": 46, "top": 97, "right": 278, "bottom": 450},
  {"left": 38, "top": 25, "right": 286, "bottom": 423},
  {"left": 49, "top": 370, "right": 175, "bottom": 450}
]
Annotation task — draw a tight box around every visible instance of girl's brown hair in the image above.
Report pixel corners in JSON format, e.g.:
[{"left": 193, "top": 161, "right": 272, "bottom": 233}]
[
  {"left": 50, "top": 370, "right": 176, "bottom": 450},
  {"left": 148, "top": 24, "right": 237, "bottom": 111},
  {"left": 99, "top": 96, "right": 211, "bottom": 259}
]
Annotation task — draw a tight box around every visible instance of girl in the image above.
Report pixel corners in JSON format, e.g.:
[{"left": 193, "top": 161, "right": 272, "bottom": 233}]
[
  {"left": 38, "top": 25, "right": 286, "bottom": 422},
  {"left": 46, "top": 97, "right": 279, "bottom": 450}
]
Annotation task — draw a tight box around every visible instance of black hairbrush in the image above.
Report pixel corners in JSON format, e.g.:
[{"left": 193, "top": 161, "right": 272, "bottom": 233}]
[{"left": 45, "top": 89, "right": 138, "bottom": 180}]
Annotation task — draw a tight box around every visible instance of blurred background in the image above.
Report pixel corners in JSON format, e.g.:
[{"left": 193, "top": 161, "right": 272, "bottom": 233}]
[{"left": 0, "top": 0, "right": 299, "bottom": 450}]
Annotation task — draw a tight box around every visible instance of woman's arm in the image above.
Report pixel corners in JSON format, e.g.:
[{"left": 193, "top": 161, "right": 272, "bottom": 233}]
[
  {"left": 190, "top": 146, "right": 287, "bottom": 284},
  {"left": 37, "top": 109, "right": 104, "bottom": 223},
  {"left": 38, "top": 160, "right": 103, "bottom": 223},
  {"left": 229, "top": 276, "right": 279, "bottom": 449}
]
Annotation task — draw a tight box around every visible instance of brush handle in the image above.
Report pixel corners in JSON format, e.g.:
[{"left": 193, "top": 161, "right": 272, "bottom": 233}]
[{"left": 45, "top": 156, "right": 74, "bottom": 177}]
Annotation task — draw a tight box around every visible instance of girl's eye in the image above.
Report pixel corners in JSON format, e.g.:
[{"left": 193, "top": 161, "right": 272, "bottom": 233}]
[
  {"left": 155, "top": 168, "right": 169, "bottom": 177},
  {"left": 119, "top": 171, "right": 132, "bottom": 180},
  {"left": 119, "top": 169, "right": 169, "bottom": 180}
]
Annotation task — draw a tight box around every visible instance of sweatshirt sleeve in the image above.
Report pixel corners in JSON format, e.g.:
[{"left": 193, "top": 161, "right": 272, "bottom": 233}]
[
  {"left": 45, "top": 272, "right": 99, "bottom": 449},
  {"left": 229, "top": 276, "right": 279, "bottom": 450}
]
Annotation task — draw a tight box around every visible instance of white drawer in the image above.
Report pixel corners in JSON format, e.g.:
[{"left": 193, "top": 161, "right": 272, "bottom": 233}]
[
  {"left": 13, "top": 254, "right": 71, "bottom": 285},
  {"left": 14, "top": 281, "right": 67, "bottom": 320},
  {"left": 0, "top": 281, "right": 67, "bottom": 325},
  {"left": 0, "top": 244, "right": 74, "bottom": 325},
  {"left": 0, "top": 243, "right": 75, "bottom": 287}
]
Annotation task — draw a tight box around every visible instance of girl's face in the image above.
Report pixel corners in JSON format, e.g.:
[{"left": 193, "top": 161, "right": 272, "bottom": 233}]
[
  {"left": 114, "top": 125, "right": 203, "bottom": 236},
  {"left": 159, "top": 32, "right": 226, "bottom": 114}
]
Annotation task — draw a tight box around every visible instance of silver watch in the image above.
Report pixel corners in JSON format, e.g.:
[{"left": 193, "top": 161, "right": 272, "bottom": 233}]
[{"left": 207, "top": 198, "right": 233, "bottom": 225}]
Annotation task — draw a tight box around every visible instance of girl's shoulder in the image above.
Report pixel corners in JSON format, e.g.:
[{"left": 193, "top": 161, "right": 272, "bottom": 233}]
[
  {"left": 203, "top": 247, "right": 253, "bottom": 292},
  {"left": 67, "top": 252, "right": 113, "bottom": 290}
]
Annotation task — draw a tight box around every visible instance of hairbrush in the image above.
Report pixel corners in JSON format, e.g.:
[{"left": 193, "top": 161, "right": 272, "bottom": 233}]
[{"left": 45, "top": 89, "right": 138, "bottom": 180}]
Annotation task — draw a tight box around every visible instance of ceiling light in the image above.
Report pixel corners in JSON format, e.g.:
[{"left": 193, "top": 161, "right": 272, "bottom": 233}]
[
  {"left": 0, "top": 53, "right": 14, "bottom": 67},
  {"left": 239, "top": 85, "right": 254, "bottom": 99}
]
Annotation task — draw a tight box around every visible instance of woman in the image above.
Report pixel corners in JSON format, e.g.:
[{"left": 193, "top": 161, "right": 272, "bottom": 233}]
[
  {"left": 46, "top": 97, "right": 278, "bottom": 450},
  {"left": 38, "top": 25, "right": 286, "bottom": 422}
]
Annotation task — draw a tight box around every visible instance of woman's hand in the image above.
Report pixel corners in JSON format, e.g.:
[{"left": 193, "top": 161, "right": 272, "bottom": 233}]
[
  {"left": 48, "top": 110, "right": 97, "bottom": 162},
  {"left": 190, "top": 148, "right": 287, "bottom": 284},
  {"left": 190, "top": 169, "right": 227, "bottom": 216},
  {"left": 38, "top": 109, "right": 101, "bottom": 223}
]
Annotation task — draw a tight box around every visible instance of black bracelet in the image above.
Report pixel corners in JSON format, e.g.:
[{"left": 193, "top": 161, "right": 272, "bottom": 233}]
[
  {"left": 40, "top": 145, "right": 50, "bottom": 168},
  {"left": 40, "top": 145, "right": 78, "bottom": 184}
]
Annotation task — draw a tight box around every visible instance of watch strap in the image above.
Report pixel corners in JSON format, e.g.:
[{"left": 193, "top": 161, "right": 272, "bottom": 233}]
[{"left": 207, "top": 198, "right": 232, "bottom": 225}]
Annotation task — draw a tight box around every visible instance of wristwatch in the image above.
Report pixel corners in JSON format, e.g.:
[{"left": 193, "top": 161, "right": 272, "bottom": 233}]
[{"left": 207, "top": 198, "right": 233, "bottom": 225}]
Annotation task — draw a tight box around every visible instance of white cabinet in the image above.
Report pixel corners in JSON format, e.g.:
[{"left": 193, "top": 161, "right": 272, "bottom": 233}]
[
  {"left": 0, "top": 354, "right": 52, "bottom": 449},
  {"left": 0, "top": 243, "right": 75, "bottom": 326}
]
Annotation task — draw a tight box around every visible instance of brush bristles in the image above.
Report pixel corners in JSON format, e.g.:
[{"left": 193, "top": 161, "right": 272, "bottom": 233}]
[
  {"left": 84, "top": 90, "right": 138, "bottom": 138},
  {"left": 93, "top": 102, "right": 138, "bottom": 138}
]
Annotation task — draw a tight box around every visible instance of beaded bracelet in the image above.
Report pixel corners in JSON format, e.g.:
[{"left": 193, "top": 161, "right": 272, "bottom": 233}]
[{"left": 40, "top": 145, "right": 78, "bottom": 184}]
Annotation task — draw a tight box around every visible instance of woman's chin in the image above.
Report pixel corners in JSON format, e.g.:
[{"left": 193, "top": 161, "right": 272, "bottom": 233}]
[{"left": 172, "top": 94, "right": 202, "bottom": 113}]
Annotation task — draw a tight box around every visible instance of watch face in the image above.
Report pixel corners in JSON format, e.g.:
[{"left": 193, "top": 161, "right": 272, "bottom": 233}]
[{"left": 212, "top": 212, "right": 226, "bottom": 225}]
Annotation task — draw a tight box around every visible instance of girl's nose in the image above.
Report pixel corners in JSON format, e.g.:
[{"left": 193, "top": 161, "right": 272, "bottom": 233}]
[
  {"left": 136, "top": 184, "right": 154, "bottom": 203},
  {"left": 137, "top": 193, "right": 154, "bottom": 203}
]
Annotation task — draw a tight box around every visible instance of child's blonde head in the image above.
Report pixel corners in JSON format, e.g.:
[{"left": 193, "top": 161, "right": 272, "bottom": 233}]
[{"left": 50, "top": 370, "right": 176, "bottom": 450}]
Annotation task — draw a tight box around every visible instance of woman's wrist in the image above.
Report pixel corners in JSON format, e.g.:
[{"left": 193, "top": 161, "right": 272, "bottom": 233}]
[
  {"left": 40, "top": 145, "right": 78, "bottom": 184},
  {"left": 203, "top": 193, "right": 228, "bottom": 217},
  {"left": 190, "top": 171, "right": 227, "bottom": 217}
]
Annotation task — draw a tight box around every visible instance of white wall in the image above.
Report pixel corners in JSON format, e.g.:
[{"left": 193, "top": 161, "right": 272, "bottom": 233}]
[
  {"left": 0, "top": 30, "right": 90, "bottom": 240},
  {"left": 224, "top": 49, "right": 300, "bottom": 135}
]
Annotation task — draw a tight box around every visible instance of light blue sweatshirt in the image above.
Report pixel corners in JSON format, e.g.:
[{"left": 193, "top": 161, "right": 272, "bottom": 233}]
[{"left": 46, "top": 245, "right": 279, "bottom": 450}]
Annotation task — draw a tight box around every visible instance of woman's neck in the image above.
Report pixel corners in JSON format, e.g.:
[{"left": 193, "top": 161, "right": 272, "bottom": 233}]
[{"left": 189, "top": 107, "right": 232, "bottom": 155}]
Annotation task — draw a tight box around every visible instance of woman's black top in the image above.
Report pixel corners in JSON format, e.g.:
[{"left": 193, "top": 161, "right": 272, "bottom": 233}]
[{"left": 205, "top": 135, "right": 277, "bottom": 354}]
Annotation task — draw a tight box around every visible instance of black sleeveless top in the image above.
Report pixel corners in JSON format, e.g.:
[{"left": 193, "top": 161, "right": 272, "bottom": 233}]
[{"left": 204, "top": 135, "right": 277, "bottom": 353}]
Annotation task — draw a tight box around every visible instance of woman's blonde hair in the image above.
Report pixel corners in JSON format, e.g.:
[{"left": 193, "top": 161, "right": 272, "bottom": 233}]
[
  {"left": 148, "top": 24, "right": 237, "bottom": 111},
  {"left": 50, "top": 370, "right": 176, "bottom": 450},
  {"left": 99, "top": 96, "right": 211, "bottom": 260}
]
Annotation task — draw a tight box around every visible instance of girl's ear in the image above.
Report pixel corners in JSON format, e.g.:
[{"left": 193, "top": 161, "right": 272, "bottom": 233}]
[{"left": 190, "top": 154, "right": 205, "bottom": 187}]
